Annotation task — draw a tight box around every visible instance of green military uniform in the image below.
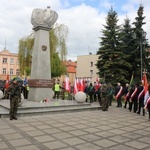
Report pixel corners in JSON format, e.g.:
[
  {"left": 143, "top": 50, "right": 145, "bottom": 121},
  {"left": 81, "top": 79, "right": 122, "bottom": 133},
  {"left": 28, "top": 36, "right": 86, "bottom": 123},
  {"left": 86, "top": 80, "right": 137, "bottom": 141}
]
[
  {"left": 7, "top": 78, "right": 21, "bottom": 120},
  {"left": 100, "top": 84, "right": 109, "bottom": 111}
]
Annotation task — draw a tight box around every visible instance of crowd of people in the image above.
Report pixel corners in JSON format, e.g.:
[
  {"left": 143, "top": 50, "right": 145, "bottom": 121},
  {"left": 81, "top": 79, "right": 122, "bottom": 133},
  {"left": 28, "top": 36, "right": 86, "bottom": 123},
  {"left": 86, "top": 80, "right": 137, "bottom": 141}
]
[
  {"left": 53, "top": 78, "right": 150, "bottom": 121},
  {"left": 1, "top": 76, "right": 150, "bottom": 121}
]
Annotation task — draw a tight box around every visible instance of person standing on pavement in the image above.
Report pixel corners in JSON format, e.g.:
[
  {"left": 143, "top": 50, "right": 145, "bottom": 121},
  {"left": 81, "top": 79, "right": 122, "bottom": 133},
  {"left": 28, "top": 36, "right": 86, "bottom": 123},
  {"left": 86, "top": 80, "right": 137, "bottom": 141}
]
[
  {"left": 115, "top": 82, "right": 123, "bottom": 107},
  {"left": 53, "top": 81, "right": 61, "bottom": 99},
  {"left": 7, "top": 77, "right": 21, "bottom": 120},
  {"left": 144, "top": 84, "right": 150, "bottom": 120},
  {"left": 129, "top": 83, "right": 139, "bottom": 113},
  {"left": 100, "top": 83, "right": 109, "bottom": 111},
  {"left": 87, "top": 83, "right": 95, "bottom": 103},
  {"left": 137, "top": 81, "right": 145, "bottom": 116},
  {"left": 123, "top": 83, "right": 129, "bottom": 109}
]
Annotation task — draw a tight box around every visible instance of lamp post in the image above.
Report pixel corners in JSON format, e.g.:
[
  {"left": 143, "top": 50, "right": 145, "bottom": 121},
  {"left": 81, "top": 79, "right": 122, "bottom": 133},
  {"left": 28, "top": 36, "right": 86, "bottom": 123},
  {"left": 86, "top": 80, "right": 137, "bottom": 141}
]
[
  {"left": 140, "top": 31, "right": 146, "bottom": 80},
  {"left": 133, "top": 31, "right": 146, "bottom": 81}
]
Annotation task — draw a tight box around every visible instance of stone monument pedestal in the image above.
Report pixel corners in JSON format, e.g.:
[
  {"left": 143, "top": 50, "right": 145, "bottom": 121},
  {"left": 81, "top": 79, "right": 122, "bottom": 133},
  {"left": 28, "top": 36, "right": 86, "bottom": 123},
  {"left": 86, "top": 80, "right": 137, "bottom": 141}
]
[{"left": 28, "top": 7, "right": 58, "bottom": 102}]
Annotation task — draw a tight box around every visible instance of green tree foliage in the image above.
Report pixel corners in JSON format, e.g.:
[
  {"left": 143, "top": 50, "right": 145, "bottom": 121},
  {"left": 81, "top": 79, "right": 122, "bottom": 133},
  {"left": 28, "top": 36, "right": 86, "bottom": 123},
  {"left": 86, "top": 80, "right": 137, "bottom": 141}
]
[
  {"left": 18, "top": 34, "right": 34, "bottom": 76},
  {"left": 18, "top": 24, "right": 68, "bottom": 77},
  {"left": 132, "top": 4, "right": 150, "bottom": 81},
  {"left": 96, "top": 7, "right": 131, "bottom": 85},
  {"left": 120, "top": 17, "right": 134, "bottom": 79}
]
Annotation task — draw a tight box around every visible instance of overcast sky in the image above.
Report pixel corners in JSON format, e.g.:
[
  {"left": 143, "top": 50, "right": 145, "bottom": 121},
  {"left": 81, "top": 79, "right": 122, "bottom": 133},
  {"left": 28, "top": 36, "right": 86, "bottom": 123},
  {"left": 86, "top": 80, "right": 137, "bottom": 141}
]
[{"left": 0, "top": 0, "right": 150, "bottom": 61}]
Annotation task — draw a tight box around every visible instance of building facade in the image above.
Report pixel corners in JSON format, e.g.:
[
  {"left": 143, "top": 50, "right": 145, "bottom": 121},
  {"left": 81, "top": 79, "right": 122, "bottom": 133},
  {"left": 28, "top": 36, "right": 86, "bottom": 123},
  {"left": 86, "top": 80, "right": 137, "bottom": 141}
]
[
  {"left": 76, "top": 53, "right": 99, "bottom": 83},
  {"left": 0, "top": 49, "right": 20, "bottom": 80},
  {"left": 59, "top": 60, "right": 76, "bottom": 84}
]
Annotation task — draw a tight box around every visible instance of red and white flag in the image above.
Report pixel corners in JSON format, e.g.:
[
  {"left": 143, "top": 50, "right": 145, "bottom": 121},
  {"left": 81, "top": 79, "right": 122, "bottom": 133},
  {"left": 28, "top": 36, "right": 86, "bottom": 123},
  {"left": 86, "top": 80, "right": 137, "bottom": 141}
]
[
  {"left": 80, "top": 78, "right": 85, "bottom": 92},
  {"left": 142, "top": 73, "right": 148, "bottom": 94},
  {"left": 5, "top": 74, "right": 9, "bottom": 90},
  {"left": 74, "top": 78, "right": 78, "bottom": 94},
  {"left": 65, "top": 76, "right": 70, "bottom": 92}
]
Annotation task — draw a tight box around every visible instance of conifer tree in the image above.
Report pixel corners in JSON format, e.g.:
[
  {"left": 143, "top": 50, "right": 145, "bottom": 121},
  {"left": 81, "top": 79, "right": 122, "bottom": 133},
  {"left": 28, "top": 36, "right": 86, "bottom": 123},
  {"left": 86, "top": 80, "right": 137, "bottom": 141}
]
[
  {"left": 120, "top": 17, "right": 134, "bottom": 79},
  {"left": 96, "top": 7, "right": 131, "bottom": 85},
  {"left": 132, "top": 4, "right": 150, "bottom": 80}
]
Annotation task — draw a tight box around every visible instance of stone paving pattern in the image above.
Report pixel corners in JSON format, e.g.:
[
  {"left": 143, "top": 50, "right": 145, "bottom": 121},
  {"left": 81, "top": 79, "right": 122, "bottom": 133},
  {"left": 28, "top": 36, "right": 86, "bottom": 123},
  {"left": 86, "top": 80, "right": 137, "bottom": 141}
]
[{"left": 0, "top": 102, "right": 150, "bottom": 150}]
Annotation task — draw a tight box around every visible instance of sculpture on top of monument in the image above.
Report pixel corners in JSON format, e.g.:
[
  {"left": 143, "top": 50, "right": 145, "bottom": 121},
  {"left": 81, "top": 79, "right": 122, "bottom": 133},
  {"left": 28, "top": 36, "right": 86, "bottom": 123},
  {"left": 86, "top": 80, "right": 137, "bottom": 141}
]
[{"left": 31, "top": 6, "right": 58, "bottom": 29}]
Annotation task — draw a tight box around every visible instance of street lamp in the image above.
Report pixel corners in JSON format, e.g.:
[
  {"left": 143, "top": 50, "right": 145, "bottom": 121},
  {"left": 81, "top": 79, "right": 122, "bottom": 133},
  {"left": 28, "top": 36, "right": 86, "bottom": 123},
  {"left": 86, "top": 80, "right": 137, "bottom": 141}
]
[{"left": 133, "top": 31, "right": 146, "bottom": 80}]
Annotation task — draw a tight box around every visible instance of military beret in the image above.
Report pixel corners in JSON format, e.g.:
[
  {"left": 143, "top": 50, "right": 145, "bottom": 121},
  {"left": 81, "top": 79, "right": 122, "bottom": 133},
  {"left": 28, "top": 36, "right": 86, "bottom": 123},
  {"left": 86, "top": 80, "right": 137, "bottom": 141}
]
[{"left": 12, "top": 77, "right": 17, "bottom": 81}]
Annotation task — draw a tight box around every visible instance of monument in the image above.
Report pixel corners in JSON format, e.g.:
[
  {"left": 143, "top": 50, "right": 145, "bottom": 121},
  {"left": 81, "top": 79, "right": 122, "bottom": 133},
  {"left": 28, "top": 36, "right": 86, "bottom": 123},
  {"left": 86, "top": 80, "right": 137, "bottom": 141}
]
[{"left": 28, "top": 6, "right": 58, "bottom": 102}]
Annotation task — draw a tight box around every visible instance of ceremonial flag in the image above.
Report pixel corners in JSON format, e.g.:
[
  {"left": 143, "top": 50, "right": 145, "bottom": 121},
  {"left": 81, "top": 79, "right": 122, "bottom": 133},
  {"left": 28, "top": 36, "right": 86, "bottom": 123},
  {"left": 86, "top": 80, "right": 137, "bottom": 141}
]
[
  {"left": 65, "top": 76, "right": 70, "bottom": 92},
  {"left": 80, "top": 78, "right": 85, "bottom": 92},
  {"left": 129, "top": 73, "right": 134, "bottom": 90},
  {"left": 5, "top": 74, "right": 9, "bottom": 90},
  {"left": 142, "top": 73, "right": 148, "bottom": 94},
  {"left": 74, "top": 78, "right": 78, "bottom": 94}
]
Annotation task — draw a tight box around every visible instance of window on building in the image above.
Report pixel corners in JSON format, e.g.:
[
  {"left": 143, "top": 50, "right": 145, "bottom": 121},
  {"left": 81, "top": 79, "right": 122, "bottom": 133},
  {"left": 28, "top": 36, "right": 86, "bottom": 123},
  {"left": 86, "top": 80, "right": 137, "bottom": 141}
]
[
  {"left": 10, "top": 58, "right": 14, "bottom": 64},
  {"left": 10, "top": 69, "right": 14, "bottom": 75},
  {"left": 3, "top": 68, "right": 6, "bottom": 74},
  {"left": 3, "top": 58, "right": 7, "bottom": 63},
  {"left": 90, "top": 62, "right": 93, "bottom": 67},
  {"left": 16, "top": 69, "right": 20, "bottom": 76},
  {"left": 16, "top": 59, "right": 19, "bottom": 65},
  {"left": 90, "top": 70, "right": 93, "bottom": 76}
]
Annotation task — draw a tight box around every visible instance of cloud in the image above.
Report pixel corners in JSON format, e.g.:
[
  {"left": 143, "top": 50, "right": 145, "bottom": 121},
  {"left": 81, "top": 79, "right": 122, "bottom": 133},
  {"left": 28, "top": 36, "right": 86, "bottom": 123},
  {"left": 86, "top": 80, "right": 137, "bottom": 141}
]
[
  {"left": 58, "top": 3, "right": 106, "bottom": 60},
  {"left": 0, "top": 0, "right": 149, "bottom": 62}
]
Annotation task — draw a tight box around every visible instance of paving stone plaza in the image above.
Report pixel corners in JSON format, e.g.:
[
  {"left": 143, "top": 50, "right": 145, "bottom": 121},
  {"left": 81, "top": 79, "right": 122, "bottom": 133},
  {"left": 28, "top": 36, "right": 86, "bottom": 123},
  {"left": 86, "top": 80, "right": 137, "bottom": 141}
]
[{"left": 0, "top": 102, "right": 150, "bottom": 150}]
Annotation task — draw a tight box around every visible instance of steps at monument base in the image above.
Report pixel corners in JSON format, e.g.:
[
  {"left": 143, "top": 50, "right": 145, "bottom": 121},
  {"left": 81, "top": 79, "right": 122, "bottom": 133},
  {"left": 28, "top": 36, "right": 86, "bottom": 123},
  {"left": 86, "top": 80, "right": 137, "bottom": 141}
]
[{"left": 0, "top": 103, "right": 101, "bottom": 118}]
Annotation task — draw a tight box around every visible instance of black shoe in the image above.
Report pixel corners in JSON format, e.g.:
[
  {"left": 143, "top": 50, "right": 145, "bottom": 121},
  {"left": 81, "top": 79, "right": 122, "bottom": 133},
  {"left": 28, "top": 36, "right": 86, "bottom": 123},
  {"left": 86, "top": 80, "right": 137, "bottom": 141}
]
[
  {"left": 124, "top": 106, "right": 126, "bottom": 108},
  {"left": 13, "top": 117, "right": 18, "bottom": 120},
  {"left": 116, "top": 106, "right": 119, "bottom": 107},
  {"left": 137, "top": 112, "right": 140, "bottom": 114},
  {"left": 10, "top": 118, "right": 13, "bottom": 120}
]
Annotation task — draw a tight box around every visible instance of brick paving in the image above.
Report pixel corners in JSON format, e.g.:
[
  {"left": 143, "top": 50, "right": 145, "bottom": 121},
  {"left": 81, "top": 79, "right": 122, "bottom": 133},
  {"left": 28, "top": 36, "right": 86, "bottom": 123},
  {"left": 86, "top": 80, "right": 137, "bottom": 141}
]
[{"left": 0, "top": 103, "right": 150, "bottom": 150}]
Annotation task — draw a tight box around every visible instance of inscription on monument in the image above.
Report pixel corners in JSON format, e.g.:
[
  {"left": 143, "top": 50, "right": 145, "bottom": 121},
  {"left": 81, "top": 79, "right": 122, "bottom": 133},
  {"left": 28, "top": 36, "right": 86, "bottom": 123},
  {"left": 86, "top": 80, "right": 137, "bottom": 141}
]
[{"left": 28, "top": 79, "right": 54, "bottom": 88}]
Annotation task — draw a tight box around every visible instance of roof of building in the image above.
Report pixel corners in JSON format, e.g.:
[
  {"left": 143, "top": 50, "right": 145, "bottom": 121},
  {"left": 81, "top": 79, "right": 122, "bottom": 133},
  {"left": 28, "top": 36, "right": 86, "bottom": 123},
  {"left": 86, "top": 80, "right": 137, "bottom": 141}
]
[
  {"left": 63, "top": 60, "right": 76, "bottom": 67},
  {"left": 63, "top": 60, "right": 76, "bottom": 73}
]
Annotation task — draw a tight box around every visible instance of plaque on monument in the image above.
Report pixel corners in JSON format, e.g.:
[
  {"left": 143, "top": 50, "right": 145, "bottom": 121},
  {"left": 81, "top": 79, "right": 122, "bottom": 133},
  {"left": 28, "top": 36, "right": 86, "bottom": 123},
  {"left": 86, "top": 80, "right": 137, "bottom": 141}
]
[{"left": 28, "top": 79, "right": 54, "bottom": 88}]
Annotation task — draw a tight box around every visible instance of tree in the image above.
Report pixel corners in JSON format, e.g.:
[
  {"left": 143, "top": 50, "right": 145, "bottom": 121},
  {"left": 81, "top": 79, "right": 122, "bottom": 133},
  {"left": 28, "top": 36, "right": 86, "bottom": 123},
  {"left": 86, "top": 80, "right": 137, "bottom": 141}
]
[
  {"left": 96, "top": 7, "right": 131, "bottom": 85},
  {"left": 132, "top": 4, "right": 150, "bottom": 81},
  {"left": 120, "top": 17, "right": 135, "bottom": 79},
  {"left": 18, "top": 24, "right": 68, "bottom": 77},
  {"left": 18, "top": 34, "right": 34, "bottom": 76}
]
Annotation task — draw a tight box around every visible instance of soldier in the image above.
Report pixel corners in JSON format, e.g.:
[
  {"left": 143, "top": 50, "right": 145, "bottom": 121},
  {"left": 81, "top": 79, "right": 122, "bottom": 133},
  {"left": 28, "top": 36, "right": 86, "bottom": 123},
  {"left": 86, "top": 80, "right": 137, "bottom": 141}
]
[
  {"left": 7, "top": 78, "right": 21, "bottom": 120},
  {"left": 100, "top": 83, "right": 109, "bottom": 111}
]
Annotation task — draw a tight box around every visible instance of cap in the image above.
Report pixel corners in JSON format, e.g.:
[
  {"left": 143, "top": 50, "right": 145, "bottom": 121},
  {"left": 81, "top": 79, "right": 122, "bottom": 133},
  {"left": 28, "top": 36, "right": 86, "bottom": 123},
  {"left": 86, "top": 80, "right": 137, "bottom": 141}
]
[{"left": 12, "top": 77, "right": 17, "bottom": 81}]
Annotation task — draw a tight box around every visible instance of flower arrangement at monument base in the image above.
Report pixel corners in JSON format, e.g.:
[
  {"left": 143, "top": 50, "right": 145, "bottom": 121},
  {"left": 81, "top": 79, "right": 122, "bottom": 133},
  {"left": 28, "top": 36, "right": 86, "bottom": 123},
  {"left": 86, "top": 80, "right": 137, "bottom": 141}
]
[{"left": 40, "top": 98, "right": 50, "bottom": 103}]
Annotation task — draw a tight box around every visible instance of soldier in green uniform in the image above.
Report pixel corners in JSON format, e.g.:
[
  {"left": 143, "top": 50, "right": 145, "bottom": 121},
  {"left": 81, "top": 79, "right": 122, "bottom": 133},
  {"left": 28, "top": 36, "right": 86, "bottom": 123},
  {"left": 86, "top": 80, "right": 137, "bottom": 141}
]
[
  {"left": 7, "top": 78, "right": 21, "bottom": 120},
  {"left": 100, "top": 83, "right": 109, "bottom": 111}
]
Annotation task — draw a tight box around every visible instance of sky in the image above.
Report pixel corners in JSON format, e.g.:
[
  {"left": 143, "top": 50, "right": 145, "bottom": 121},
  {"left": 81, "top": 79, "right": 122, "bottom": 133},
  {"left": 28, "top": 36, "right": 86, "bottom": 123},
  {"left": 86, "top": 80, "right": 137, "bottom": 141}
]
[{"left": 0, "top": 0, "right": 150, "bottom": 61}]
